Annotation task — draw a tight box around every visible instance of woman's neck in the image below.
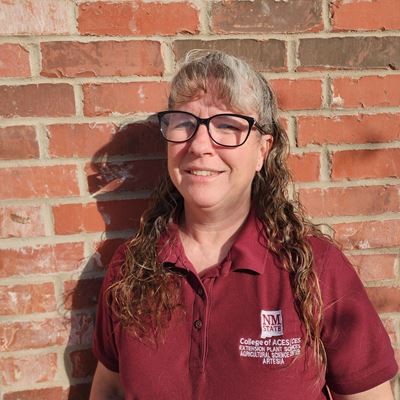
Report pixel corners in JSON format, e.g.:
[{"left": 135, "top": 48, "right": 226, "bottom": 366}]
[
  {"left": 182, "top": 200, "right": 250, "bottom": 240},
  {"left": 178, "top": 202, "right": 251, "bottom": 273}
]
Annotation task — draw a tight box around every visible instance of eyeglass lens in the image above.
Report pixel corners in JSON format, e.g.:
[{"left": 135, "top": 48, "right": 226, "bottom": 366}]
[{"left": 159, "top": 112, "right": 251, "bottom": 147}]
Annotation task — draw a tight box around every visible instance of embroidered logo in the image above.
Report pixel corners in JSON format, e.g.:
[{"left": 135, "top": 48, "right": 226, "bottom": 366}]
[
  {"left": 260, "top": 310, "right": 283, "bottom": 338},
  {"left": 238, "top": 311, "right": 300, "bottom": 365}
]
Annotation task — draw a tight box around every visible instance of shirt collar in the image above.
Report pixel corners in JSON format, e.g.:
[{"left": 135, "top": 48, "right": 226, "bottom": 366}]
[
  {"left": 157, "top": 221, "right": 188, "bottom": 270},
  {"left": 228, "top": 209, "right": 271, "bottom": 274},
  {"left": 157, "top": 209, "right": 272, "bottom": 275}
]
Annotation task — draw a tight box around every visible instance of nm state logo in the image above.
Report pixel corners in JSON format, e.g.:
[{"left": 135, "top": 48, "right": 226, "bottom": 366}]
[{"left": 260, "top": 310, "right": 283, "bottom": 338}]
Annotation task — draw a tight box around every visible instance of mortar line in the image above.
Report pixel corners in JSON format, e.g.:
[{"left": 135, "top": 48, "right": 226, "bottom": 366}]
[
  {"left": 1, "top": 70, "right": 400, "bottom": 86},
  {"left": 322, "top": 74, "right": 331, "bottom": 109},
  {"left": 27, "top": 41, "right": 41, "bottom": 78},
  {"left": 1, "top": 29, "right": 400, "bottom": 44},
  {"left": 286, "top": 39, "right": 297, "bottom": 73},
  {"left": 322, "top": 0, "right": 332, "bottom": 32},
  {"left": 73, "top": 84, "right": 84, "bottom": 117},
  {"left": 319, "top": 146, "right": 331, "bottom": 182}
]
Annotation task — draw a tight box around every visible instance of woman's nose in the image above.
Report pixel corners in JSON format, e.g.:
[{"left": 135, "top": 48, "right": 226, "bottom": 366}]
[{"left": 188, "top": 123, "right": 215, "bottom": 154}]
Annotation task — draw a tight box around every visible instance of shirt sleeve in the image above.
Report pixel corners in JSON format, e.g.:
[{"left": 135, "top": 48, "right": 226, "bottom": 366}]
[
  {"left": 92, "top": 243, "right": 127, "bottom": 373},
  {"left": 317, "top": 242, "right": 398, "bottom": 394}
]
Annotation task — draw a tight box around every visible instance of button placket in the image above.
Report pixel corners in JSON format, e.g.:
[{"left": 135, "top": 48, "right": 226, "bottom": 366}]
[
  {"left": 197, "top": 286, "right": 204, "bottom": 298},
  {"left": 199, "top": 276, "right": 215, "bottom": 373},
  {"left": 189, "top": 276, "right": 207, "bottom": 372}
]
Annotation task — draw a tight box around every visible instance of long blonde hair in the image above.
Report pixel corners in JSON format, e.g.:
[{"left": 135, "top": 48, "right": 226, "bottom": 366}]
[{"left": 108, "top": 51, "right": 327, "bottom": 375}]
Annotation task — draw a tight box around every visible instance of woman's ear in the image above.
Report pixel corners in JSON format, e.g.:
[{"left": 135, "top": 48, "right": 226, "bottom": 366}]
[{"left": 256, "top": 134, "right": 273, "bottom": 171}]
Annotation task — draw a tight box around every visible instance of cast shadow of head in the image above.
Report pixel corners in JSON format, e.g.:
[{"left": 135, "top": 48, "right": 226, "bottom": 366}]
[{"left": 63, "top": 117, "right": 166, "bottom": 399}]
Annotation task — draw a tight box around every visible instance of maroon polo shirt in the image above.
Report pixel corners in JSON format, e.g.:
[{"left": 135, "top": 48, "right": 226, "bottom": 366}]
[{"left": 93, "top": 212, "right": 398, "bottom": 400}]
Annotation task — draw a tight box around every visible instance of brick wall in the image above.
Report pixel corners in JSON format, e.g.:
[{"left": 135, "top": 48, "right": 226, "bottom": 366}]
[{"left": 0, "top": 0, "right": 399, "bottom": 398}]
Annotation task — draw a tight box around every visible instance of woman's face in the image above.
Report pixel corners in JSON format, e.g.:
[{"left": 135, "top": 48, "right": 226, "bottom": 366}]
[{"left": 167, "top": 90, "right": 273, "bottom": 214}]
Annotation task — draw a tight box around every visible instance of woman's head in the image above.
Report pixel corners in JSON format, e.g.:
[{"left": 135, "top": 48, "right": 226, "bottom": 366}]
[{"left": 164, "top": 50, "right": 290, "bottom": 214}]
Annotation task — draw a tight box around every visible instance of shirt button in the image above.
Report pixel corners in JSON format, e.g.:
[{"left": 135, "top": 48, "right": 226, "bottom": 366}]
[{"left": 193, "top": 319, "right": 203, "bottom": 330}]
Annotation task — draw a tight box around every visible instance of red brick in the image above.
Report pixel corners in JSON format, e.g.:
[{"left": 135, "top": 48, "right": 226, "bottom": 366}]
[
  {"left": 394, "top": 349, "right": 400, "bottom": 374},
  {"left": 64, "top": 384, "right": 91, "bottom": 400},
  {"left": 86, "top": 159, "right": 164, "bottom": 195},
  {"left": 332, "top": 75, "right": 400, "bottom": 108},
  {"left": 0, "top": 282, "right": 56, "bottom": 316},
  {"left": 0, "top": 84, "right": 75, "bottom": 118},
  {"left": 78, "top": 1, "right": 199, "bottom": 36},
  {"left": 48, "top": 122, "right": 164, "bottom": 158},
  {"left": 0, "top": 165, "right": 79, "bottom": 200},
  {"left": 270, "top": 79, "right": 322, "bottom": 111},
  {"left": 298, "top": 114, "right": 400, "bottom": 146},
  {"left": 69, "top": 349, "right": 97, "bottom": 378},
  {"left": 174, "top": 39, "right": 287, "bottom": 72},
  {"left": 347, "top": 254, "right": 397, "bottom": 282},
  {"left": 331, "top": 149, "right": 400, "bottom": 180},
  {"left": 287, "top": 152, "right": 320, "bottom": 182},
  {"left": 64, "top": 278, "right": 103, "bottom": 310},
  {"left": 53, "top": 203, "right": 103, "bottom": 234},
  {"left": 0, "top": 319, "right": 68, "bottom": 352},
  {"left": 41, "top": 41, "right": 163, "bottom": 78},
  {"left": 299, "top": 185, "right": 400, "bottom": 218},
  {"left": 381, "top": 318, "right": 398, "bottom": 345},
  {"left": 53, "top": 199, "right": 148, "bottom": 235},
  {"left": 0, "top": 44, "right": 30, "bottom": 77},
  {"left": 0, "top": 0, "right": 74, "bottom": 35},
  {"left": 0, "top": 205, "right": 45, "bottom": 239},
  {"left": 333, "top": 220, "right": 400, "bottom": 250},
  {"left": 90, "top": 238, "right": 127, "bottom": 269},
  {"left": 279, "top": 118, "right": 288, "bottom": 133},
  {"left": 0, "top": 126, "right": 39, "bottom": 160},
  {"left": 69, "top": 312, "right": 94, "bottom": 346},
  {"left": 332, "top": 0, "right": 400, "bottom": 31},
  {"left": 0, "top": 353, "right": 57, "bottom": 386},
  {"left": 0, "top": 314, "right": 93, "bottom": 352},
  {"left": 211, "top": 0, "right": 322, "bottom": 33},
  {"left": 298, "top": 37, "right": 400, "bottom": 71},
  {"left": 83, "top": 82, "right": 168, "bottom": 116},
  {"left": 0, "top": 243, "right": 84, "bottom": 278},
  {"left": 4, "top": 387, "right": 63, "bottom": 400},
  {"left": 48, "top": 123, "right": 115, "bottom": 157},
  {"left": 365, "top": 287, "right": 400, "bottom": 313},
  {"left": 0, "top": 312, "right": 94, "bottom": 352}
]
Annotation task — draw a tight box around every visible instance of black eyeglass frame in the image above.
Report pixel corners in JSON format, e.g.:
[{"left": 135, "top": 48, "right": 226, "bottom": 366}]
[{"left": 157, "top": 110, "right": 267, "bottom": 148}]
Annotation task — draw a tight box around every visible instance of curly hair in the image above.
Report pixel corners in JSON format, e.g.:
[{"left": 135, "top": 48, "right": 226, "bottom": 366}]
[{"left": 108, "top": 51, "right": 327, "bottom": 375}]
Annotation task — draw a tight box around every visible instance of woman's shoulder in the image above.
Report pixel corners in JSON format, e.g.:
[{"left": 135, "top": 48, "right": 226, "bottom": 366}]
[
  {"left": 103, "top": 240, "right": 131, "bottom": 282},
  {"left": 306, "top": 235, "right": 367, "bottom": 300},
  {"left": 110, "top": 241, "right": 130, "bottom": 265},
  {"left": 307, "top": 235, "right": 355, "bottom": 280},
  {"left": 307, "top": 235, "right": 338, "bottom": 264}
]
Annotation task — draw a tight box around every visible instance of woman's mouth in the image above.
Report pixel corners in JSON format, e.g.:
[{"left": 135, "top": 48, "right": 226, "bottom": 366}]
[{"left": 189, "top": 170, "right": 220, "bottom": 176}]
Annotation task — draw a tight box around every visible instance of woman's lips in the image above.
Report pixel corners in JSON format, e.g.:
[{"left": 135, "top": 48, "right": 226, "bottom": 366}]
[{"left": 188, "top": 170, "right": 221, "bottom": 176}]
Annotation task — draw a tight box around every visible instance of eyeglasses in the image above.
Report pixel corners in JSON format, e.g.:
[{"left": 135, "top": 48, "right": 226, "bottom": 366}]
[{"left": 157, "top": 110, "right": 266, "bottom": 148}]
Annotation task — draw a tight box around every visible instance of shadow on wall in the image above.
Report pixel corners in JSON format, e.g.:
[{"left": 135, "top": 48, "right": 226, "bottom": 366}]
[{"left": 62, "top": 118, "right": 166, "bottom": 399}]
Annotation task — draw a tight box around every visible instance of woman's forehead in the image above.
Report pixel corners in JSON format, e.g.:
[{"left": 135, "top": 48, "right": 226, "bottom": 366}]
[{"left": 172, "top": 87, "right": 255, "bottom": 116}]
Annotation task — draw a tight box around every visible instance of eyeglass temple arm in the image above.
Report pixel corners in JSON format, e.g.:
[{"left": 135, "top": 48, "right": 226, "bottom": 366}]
[{"left": 255, "top": 121, "right": 269, "bottom": 135}]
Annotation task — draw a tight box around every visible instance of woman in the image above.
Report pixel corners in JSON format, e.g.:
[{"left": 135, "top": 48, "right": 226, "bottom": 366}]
[{"left": 89, "top": 51, "right": 397, "bottom": 399}]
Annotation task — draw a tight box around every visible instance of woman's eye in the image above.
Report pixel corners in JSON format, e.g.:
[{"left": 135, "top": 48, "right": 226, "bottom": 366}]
[
  {"left": 217, "top": 123, "right": 241, "bottom": 132},
  {"left": 173, "top": 120, "right": 195, "bottom": 130}
]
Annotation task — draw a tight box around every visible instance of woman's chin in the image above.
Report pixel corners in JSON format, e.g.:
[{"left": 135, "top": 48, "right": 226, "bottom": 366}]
[{"left": 183, "top": 195, "right": 225, "bottom": 212}]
